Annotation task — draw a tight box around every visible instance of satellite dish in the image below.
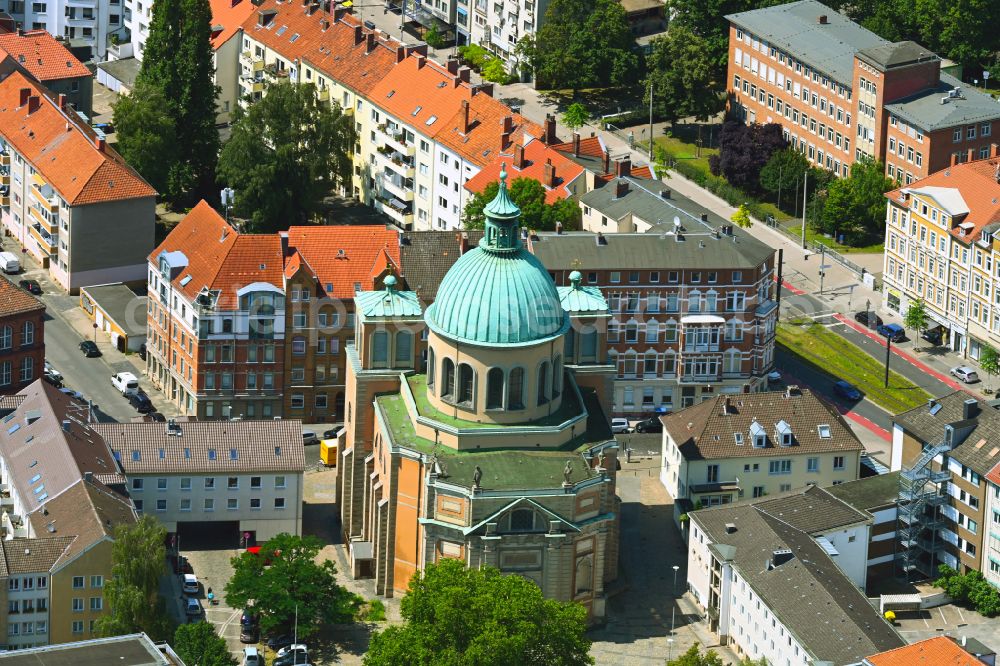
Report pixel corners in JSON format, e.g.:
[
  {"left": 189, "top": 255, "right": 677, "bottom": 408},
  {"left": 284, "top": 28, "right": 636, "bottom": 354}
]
[{"left": 673, "top": 216, "right": 681, "bottom": 228}]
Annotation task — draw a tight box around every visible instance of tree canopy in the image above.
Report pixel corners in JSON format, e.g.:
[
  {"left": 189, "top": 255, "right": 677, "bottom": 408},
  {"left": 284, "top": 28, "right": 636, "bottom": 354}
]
[
  {"left": 813, "top": 158, "right": 893, "bottom": 245},
  {"left": 364, "top": 559, "right": 593, "bottom": 666},
  {"left": 115, "top": 0, "right": 218, "bottom": 205},
  {"left": 645, "top": 26, "right": 722, "bottom": 127},
  {"left": 709, "top": 121, "right": 786, "bottom": 193},
  {"left": 759, "top": 148, "right": 810, "bottom": 209},
  {"left": 462, "top": 177, "right": 581, "bottom": 231},
  {"left": 562, "top": 103, "right": 591, "bottom": 131},
  {"left": 224, "top": 533, "right": 359, "bottom": 637},
  {"left": 173, "top": 622, "right": 237, "bottom": 666},
  {"left": 217, "top": 81, "right": 355, "bottom": 233},
  {"left": 935, "top": 565, "right": 1000, "bottom": 617},
  {"left": 519, "top": 0, "right": 639, "bottom": 90},
  {"left": 96, "top": 515, "right": 174, "bottom": 640},
  {"left": 903, "top": 298, "right": 928, "bottom": 332}
]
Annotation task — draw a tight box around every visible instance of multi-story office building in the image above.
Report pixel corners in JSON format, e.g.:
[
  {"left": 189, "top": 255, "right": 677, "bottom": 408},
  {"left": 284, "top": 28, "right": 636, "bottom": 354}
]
[
  {"left": 687, "top": 486, "right": 904, "bottom": 665},
  {"left": 0, "top": 29, "right": 92, "bottom": 117},
  {"left": 147, "top": 201, "right": 401, "bottom": 421},
  {"left": 528, "top": 224, "right": 777, "bottom": 415},
  {"left": 726, "top": 0, "right": 1000, "bottom": 182},
  {"left": 0, "top": 278, "right": 44, "bottom": 395},
  {"left": 0, "top": 0, "right": 122, "bottom": 60},
  {"left": 981, "top": 461, "right": 1000, "bottom": 590},
  {"left": 881, "top": 151, "right": 1000, "bottom": 356},
  {"left": 0, "top": 68, "right": 155, "bottom": 292},
  {"left": 93, "top": 419, "right": 306, "bottom": 542},
  {"left": 890, "top": 392, "right": 999, "bottom": 578},
  {"left": 660, "top": 387, "right": 863, "bottom": 513}
]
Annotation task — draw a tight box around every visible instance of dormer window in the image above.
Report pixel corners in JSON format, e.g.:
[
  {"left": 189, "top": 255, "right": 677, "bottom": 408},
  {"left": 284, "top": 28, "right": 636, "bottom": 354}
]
[
  {"left": 775, "top": 420, "right": 793, "bottom": 447},
  {"left": 749, "top": 420, "right": 766, "bottom": 448}
]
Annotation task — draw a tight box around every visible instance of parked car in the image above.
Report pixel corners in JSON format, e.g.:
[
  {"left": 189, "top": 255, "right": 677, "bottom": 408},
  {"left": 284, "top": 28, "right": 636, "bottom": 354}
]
[
  {"left": 951, "top": 366, "right": 980, "bottom": 383},
  {"left": 322, "top": 428, "right": 340, "bottom": 440},
  {"left": 18, "top": 279, "right": 41, "bottom": 295},
  {"left": 242, "top": 647, "right": 262, "bottom": 666},
  {"left": 173, "top": 554, "right": 193, "bottom": 575},
  {"left": 0, "top": 251, "right": 19, "bottom": 274},
  {"left": 58, "top": 387, "right": 85, "bottom": 402},
  {"left": 79, "top": 341, "right": 101, "bottom": 357},
  {"left": 634, "top": 417, "right": 663, "bottom": 434},
  {"left": 185, "top": 598, "right": 202, "bottom": 617},
  {"left": 276, "top": 644, "right": 308, "bottom": 658},
  {"left": 876, "top": 323, "right": 906, "bottom": 342},
  {"left": 44, "top": 361, "right": 61, "bottom": 381},
  {"left": 181, "top": 574, "right": 199, "bottom": 595},
  {"left": 144, "top": 412, "right": 166, "bottom": 423},
  {"left": 241, "top": 609, "right": 257, "bottom": 628},
  {"left": 93, "top": 122, "right": 115, "bottom": 134},
  {"left": 833, "top": 380, "right": 862, "bottom": 401},
  {"left": 267, "top": 634, "right": 295, "bottom": 652},
  {"left": 129, "top": 391, "right": 154, "bottom": 413},
  {"left": 921, "top": 327, "right": 944, "bottom": 345},
  {"left": 610, "top": 418, "right": 630, "bottom": 434},
  {"left": 43, "top": 371, "right": 62, "bottom": 388},
  {"left": 301, "top": 431, "right": 319, "bottom": 445},
  {"left": 273, "top": 648, "right": 309, "bottom": 666},
  {"left": 138, "top": 343, "right": 147, "bottom": 361},
  {"left": 111, "top": 371, "right": 139, "bottom": 396},
  {"left": 240, "top": 624, "right": 260, "bottom": 644},
  {"left": 854, "top": 311, "right": 883, "bottom": 328}
]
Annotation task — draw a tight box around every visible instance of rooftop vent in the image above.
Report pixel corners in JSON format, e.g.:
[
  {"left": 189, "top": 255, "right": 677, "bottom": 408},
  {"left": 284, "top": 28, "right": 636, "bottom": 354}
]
[
  {"left": 725, "top": 523, "right": 737, "bottom": 534},
  {"left": 768, "top": 548, "right": 794, "bottom": 570},
  {"left": 166, "top": 419, "right": 182, "bottom": 436},
  {"left": 817, "top": 14, "right": 828, "bottom": 24},
  {"left": 964, "top": 398, "right": 979, "bottom": 420}
]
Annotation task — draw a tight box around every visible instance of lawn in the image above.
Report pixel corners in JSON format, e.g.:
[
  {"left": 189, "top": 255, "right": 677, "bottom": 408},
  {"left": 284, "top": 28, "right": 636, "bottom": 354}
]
[
  {"left": 774, "top": 218, "right": 885, "bottom": 254},
  {"left": 654, "top": 131, "right": 717, "bottom": 180},
  {"left": 777, "top": 321, "right": 931, "bottom": 414}
]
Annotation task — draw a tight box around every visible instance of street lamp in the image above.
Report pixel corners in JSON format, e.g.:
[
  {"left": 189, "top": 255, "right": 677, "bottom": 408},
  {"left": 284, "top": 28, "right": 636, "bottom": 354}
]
[
  {"left": 92, "top": 321, "right": 98, "bottom": 343},
  {"left": 672, "top": 564, "right": 679, "bottom": 593},
  {"left": 667, "top": 638, "right": 675, "bottom": 663}
]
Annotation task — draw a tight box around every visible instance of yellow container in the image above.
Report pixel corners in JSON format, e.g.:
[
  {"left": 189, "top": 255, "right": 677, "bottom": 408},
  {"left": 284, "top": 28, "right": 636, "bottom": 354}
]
[{"left": 320, "top": 439, "right": 338, "bottom": 467}]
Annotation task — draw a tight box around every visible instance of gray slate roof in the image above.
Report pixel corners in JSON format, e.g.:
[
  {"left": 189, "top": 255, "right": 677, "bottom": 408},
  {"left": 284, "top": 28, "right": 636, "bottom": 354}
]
[
  {"left": 856, "top": 41, "right": 934, "bottom": 71},
  {"left": 92, "top": 419, "right": 307, "bottom": 475},
  {"left": 0, "top": 632, "right": 180, "bottom": 665},
  {"left": 1, "top": 536, "right": 75, "bottom": 574},
  {"left": 886, "top": 73, "right": 1000, "bottom": 132},
  {"left": 726, "top": 0, "right": 889, "bottom": 85},
  {"left": 825, "top": 471, "right": 901, "bottom": 511},
  {"left": 894, "top": 392, "right": 1000, "bottom": 475},
  {"left": 692, "top": 486, "right": 904, "bottom": 664},
  {"left": 399, "top": 230, "right": 484, "bottom": 302}
]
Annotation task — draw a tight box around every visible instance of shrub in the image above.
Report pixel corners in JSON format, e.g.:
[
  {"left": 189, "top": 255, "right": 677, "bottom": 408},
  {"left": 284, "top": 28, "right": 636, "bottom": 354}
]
[{"left": 457, "top": 44, "right": 490, "bottom": 70}]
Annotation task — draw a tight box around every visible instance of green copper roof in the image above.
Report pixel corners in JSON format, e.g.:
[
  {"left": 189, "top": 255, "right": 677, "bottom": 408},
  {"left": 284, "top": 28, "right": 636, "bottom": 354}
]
[
  {"left": 426, "top": 246, "right": 567, "bottom": 346},
  {"left": 558, "top": 271, "right": 610, "bottom": 314},
  {"left": 483, "top": 166, "right": 520, "bottom": 219},
  {"left": 356, "top": 277, "right": 423, "bottom": 319}
]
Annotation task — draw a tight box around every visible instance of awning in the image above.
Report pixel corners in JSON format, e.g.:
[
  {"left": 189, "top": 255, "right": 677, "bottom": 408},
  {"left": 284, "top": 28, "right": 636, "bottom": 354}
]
[
  {"left": 681, "top": 315, "right": 726, "bottom": 325},
  {"left": 404, "top": 4, "right": 454, "bottom": 35}
]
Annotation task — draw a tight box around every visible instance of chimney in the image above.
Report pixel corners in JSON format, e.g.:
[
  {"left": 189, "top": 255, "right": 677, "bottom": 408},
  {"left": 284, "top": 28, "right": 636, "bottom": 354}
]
[
  {"left": 701, "top": 213, "right": 709, "bottom": 222},
  {"left": 16, "top": 27, "right": 23, "bottom": 36},
  {"left": 543, "top": 113, "right": 556, "bottom": 145},
  {"left": 57, "top": 93, "right": 66, "bottom": 109},
  {"left": 992, "top": 143, "right": 999, "bottom": 158},
  {"left": 502, "top": 115, "right": 514, "bottom": 134},
  {"left": 446, "top": 56, "right": 459, "bottom": 75},
  {"left": 18, "top": 87, "right": 30, "bottom": 107},
  {"left": 84, "top": 471, "right": 92, "bottom": 482},
  {"left": 396, "top": 46, "right": 405, "bottom": 63},
  {"left": 27, "top": 95, "right": 40, "bottom": 115},
  {"left": 817, "top": 14, "right": 828, "bottom": 24},
  {"left": 725, "top": 523, "right": 737, "bottom": 534},
  {"left": 333, "top": 6, "right": 347, "bottom": 20},
  {"left": 964, "top": 398, "right": 979, "bottom": 420},
  {"left": 96, "top": 137, "right": 106, "bottom": 151},
  {"left": 615, "top": 178, "right": 628, "bottom": 198},
  {"left": 366, "top": 32, "right": 376, "bottom": 54},
  {"left": 513, "top": 142, "right": 525, "bottom": 168},
  {"left": 968, "top": 148, "right": 976, "bottom": 163},
  {"left": 616, "top": 156, "right": 631, "bottom": 177},
  {"left": 458, "top": 66, "right": 471, "bottom": 82},
  {"left": 602, "top": 150, "right": 610, "bottom": 174},
  {"left": 660, "top": 189, "right": 671, "bottom": 199},
  {"left": 500, "top": 131, "right": 512, "bottom": 151},
  {"left": 415, "top": 54, "right": 426, "bottom": 69},
  {"left": 951, "top": 152, "right": 959, "bottom": 166},
  {"left": 354, "top": 24, "right": 363, "bottom": 45},
  {"left": 572, "top": 131, "right": 580, "bottom": 157},
  {"left": 461, "top": 99, "right": 470, "bottom": 134},
  {"left": 543, "top": 158, "right": 555, "bottom": 187}
]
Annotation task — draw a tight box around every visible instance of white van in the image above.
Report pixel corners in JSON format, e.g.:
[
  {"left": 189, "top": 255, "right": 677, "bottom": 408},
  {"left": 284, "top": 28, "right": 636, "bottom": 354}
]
[
  {"left": 111, "top": 371, "right": 139, "bottom": 396},
  {"left": 0, "top": 252, "right": 19, "bottom": 274}
]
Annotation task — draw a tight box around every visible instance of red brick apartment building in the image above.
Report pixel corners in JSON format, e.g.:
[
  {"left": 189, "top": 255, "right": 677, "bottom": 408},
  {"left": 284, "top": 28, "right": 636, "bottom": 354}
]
[
  {"left": 0, "top": 278, "right": 43, "bottom": 394},
  {"left": 146, "top": 202, "right": 399, "bottom": 421},
  {"left": 726, "top": 0, "right": 1000, "bottom": 184}
]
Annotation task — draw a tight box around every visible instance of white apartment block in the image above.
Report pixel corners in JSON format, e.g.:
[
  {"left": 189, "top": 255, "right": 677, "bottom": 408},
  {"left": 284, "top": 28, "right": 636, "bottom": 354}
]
[
  {"left": 463, "top": 0, "right": 548, "bottom": 72},
  {"left": 0, "top": 0, "right": 123, "bottom": 60},
  {"left": 5, "top": 568, "right": 51, "bottom": 648},
  {"left": 983, "top": 466, "right": 1000, "bottom": 589}
]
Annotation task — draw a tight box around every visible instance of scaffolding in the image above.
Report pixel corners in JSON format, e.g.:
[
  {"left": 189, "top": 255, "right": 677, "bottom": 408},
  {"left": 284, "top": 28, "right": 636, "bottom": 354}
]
[{"left": 895, "top": 440, "right": 952, "bottom": 579}]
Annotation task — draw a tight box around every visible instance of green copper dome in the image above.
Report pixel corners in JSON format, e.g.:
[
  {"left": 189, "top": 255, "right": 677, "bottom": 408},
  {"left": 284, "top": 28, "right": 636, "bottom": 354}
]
[{"left": 425, "top": 167, "right": 567, "bottom": 346}]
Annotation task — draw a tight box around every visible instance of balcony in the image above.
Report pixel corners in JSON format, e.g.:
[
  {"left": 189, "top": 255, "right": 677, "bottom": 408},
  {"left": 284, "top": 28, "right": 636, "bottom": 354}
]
[
  {"left": 29, "top": 225, "right": 57, "bottom": 254},
  {"left": 375, "top": 146, "right": 415, "bottom": 178},
  {"left": 28, "top": 206, "right": 57, "bottom": 234},
  {"left": 240, "top": 51, "right": 264, "bottom": 70},
  {"left": 263, "top": 63, "right": 290, "bottom": 81},
  {"left": 31, "top": 183, "right": 59, "bottom": 213},
  {"left": 381, "top": 174, "right": 414, "bottom": 202},
  {"left": 0, "top": 152, "right": 8, "bottom": 166},
  {"left": 317, "top": 87, "right": 330, "bottom": 102},
  {"left": 0, "top": 169, "right": 8, "bottom": 186},
  {"left": 375, "top": 197, "right": 413, "bottom": 228},
  {"left": 376, "top": 124, "right": 415, "bottom": 157}
]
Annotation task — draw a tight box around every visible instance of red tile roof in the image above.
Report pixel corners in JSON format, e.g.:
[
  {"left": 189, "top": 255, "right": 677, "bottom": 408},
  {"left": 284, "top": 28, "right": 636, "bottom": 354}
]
[
  {"left": 866, "top": 636, "right": 981, "bottom": 666},
  {"left": 552, "top": 135, "right": 606, "bottom": 159},
  {"left": 887, "top": 156, "right": 1000, "bottom": 244},
  {"left": 986, "top": 459, "right": 1000, "bottom": 486},
  {"left": 0, "top": 30, "right": 90, "bottom": 81},
  {"left": 434, "top": 89, "right": 541, "bottom": 168},
  {"left": 241, "top": 1, "right": 404, "bottom": 95},
  {"left": 0, "top": 70, "right": 156, "bottom": 206},
  {"left": 209, "top": 0, "right": 255, "bottom": 50},
  {"left": 284, "top": 225, "right": 400, "bottom": 298},
  {"left": 464, "top": 135, "right": 585, "bottom": 204},
  {"left": 368, "top": 55, "right": 471, "bottom": 139},
  {"left": 0, "top": 275, "right": 45, "bottom": 318}
]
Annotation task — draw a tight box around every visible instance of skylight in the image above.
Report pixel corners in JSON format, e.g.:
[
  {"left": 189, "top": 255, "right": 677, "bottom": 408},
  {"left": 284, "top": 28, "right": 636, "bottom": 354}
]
[
  {"left": 386, "top": 90, "right": 395, "bottom": 98},
  {"left": 412, "top": 105, "right": 422, "bottom": 116},
  {"left": 425, "top": 115, "right": 437, "bottom": 125},
  {"left": 818, "top": 424, "right": 831, "bottom": 438},
  {"left": 208, "top": 449, "right": 217, "bottom": 461},
  {"left": 276, "top": 25, "right": 287, "bottom": 36},
  {"left": 290, "top": 33, "right": 300, "bottom": 42}
]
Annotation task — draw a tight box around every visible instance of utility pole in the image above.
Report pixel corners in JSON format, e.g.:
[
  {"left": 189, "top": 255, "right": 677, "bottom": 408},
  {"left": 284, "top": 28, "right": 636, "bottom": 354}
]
[
  {"left": 884, "top": 334, "right": 892, "bottom": 388},
  {"left": 800, "top": 170, "right": 808, "bottom": 249},
  {"left": 777, "top": 164, "right": 783, "bottom": 211},
  {"left": 819, "top": 244, "right": 826, "bottom": 294},
  {"left": 648, "top": 81, "right": 654, "bottom": 160}
]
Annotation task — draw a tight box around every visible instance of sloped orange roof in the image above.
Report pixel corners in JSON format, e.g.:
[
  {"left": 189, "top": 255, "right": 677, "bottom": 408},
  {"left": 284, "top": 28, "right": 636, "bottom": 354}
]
[
  {"left": 552, "top": 135, "right": 606, "bottom": 159},
  {"left": 434, "top": 91, "right": 542, "bottom": 168},
  {"left": 284, "top": 225, "right": 400, "bottom": 298},
  {"left": 209, "top": 0, "right": 255, "bottom": 50},
  {"left": 0, "top": 70, "right": 155, "bottom": 206},
  {"left": 0, "top": 30, "right": 90, "bottom": 81},
  {"left": 241, "top": 0, "right": 403, "bottom": 95},
  {"left": 464, "top": 135, "right": 585, "bottom": 204},
  {"left": 368, "top": 55, "right": 473, "bottom": 140},
  {"left": 150, "top": 201, "right": 285, "bottom": 308},
  {"left": 865, "top": 636, "right": 981, "bottom": 666},
  {"left": 887, "top": 156, "right": 1000, "bottom": 244}
]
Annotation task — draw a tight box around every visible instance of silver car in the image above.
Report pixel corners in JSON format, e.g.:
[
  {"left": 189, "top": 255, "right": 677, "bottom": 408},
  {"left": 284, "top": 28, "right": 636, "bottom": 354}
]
[{"left": 950, "top": 366, "right": 980, "bottom": 383}]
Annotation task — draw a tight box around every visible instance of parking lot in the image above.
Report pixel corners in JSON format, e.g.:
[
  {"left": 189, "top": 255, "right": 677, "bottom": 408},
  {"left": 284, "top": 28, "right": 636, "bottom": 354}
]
[{"left": 893, "top": 600, "right": 1000, "bottom": 648}]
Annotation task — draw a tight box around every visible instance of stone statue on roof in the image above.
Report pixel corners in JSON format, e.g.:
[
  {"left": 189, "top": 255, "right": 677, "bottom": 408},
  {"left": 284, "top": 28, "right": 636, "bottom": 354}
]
[
  {"left": 563, "top": 460, "right": 573, "bottom": 485},
  {"left": 473, "top": 465, "right": 483, "bottom": 489}
]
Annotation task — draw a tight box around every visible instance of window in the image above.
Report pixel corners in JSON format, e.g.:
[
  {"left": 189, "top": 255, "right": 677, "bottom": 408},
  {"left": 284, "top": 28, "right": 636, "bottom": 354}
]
[
  {"left": 833, "top": 456, "right": 845, "bottom": 470},
  {"left": 131, "top": 478, "right": 143, "bottom": 491},
  {"left": 72, "top": 576, "right": 84, "bottom": 589},
  {"left": 228, "top": 498, "right": 238, "bottom": 510},
  {"left": 274, "top": 497, "right": 286, "bottom": 509},
  {"left": 90, "top": 597, "right": 102, "bottom": 611},
  {"left": 180, "top": 498, "right": 191, "bottom": 511},
  {"left": 768, "top": 460, "right": 792, "bottom": 475},
  {"left": 180, "top": 477, "right": 191, "bottom": 490},
  {"left": 21, "top": 321, "right": 33, "bottom": 346},
  {"left": 228, "top": 477, "right": 239, "bottom": 489},
  {"left": 250, "top": 498, "right": 261, "bottom": 510},
  {"left": 72, "top": 598, "right": 84, "bottom": 612},
  {"left": 19, "top": 356, "right": 32, "bottom": 382},
  {"left": 72, "top": 621, "right": 84, "bottom": 634},
  {"left": 807, "top": 457, "right": 818, "bottom": 472},
  {"left": 275, "top": 476, "right": 286, "bottom": 489},
  {"left": 441, "top": 358, "right": 455, "bottom": 399},
  {"left": 157, "top": 478, "right": 167, "bottom": 491},
  {"left": 509, "top": 508, "right": 535, "bottom": 532},
  {"left": 457, "top": 364, "right": 474, "bottom": 406},
  {"left": 156, "top": 499, "right": 166, "bottom": 512},
  {"left": 486, "top": 368, "right": 504, "bottom": 409},
  {"left": 508, "top": 367, "right": 524, "bottom": 409},
  {"left": 371, "top": 331, "right": 388, "bottom": 365},
  {"left": 204, "top": 498, "right": 215, "bottom": 511},
  {"left": 251, "top": 476, "right": 261, "bottom": 489},
  {"left": 204, "top": 477, "right": 215, "bottom": 489}
]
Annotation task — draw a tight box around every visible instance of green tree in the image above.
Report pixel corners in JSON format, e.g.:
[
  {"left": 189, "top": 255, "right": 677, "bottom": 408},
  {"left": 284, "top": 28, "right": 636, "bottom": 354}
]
[
  {"left": 458, "top": 44, "right": 491, "bottom": 69},
  {"left": 935, "top": 565, "right": 1000, "bottom": 617},
  {"left": 217, "top": 81, "right": 355, "bottom": 233},
  {"left": 424, "top": 24, "right": 446, "bottom": 49},
  {"left": 979, "top": 344, "right": 1000, "bottom": 391},
  {"left": 562, "top": 103, "right": 591, "bottom": 131},
  {"left": 759, "top": 148, "right": 809, "bottom": 210},
  {"left": 667, "top": 643, "right": 725, "bottom": 666},
  {"left": 224, "top": 533, "right": 359, "bottom": 637},
  {"left": 903, "top": 297, "right": 928, "bottom": 333},
  {"left": 520, "top": 0, "right": 638, "bottom": 90},
  {"left": 645, "top": 26, "right": 722, "bottom": 129},
  {"left": 365, "top": 559, "right": 593, "bottom": 666},
  {"left": 463, "top": 177, "right": 581, "bottom": 231},
  {"left": 173, "top": 622, "right": 237, "bottom": 666},
  {"left": 117, "top": 0, "right": 219, "bottom": 205},
  {"left": 481, "top": 57, "right": 511, "bottom": 84},
  {"left": 96, "top": 515, "right": 174, "bottom": 640},
  {"left": 816, "top": 157, "right": 893, "bottom": 246},
  {"left": 665, "top": 0, "right": 756, "bottom": 82},
  {"left": 731, "top": 204, "right": 753, "bottom": 228}
]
